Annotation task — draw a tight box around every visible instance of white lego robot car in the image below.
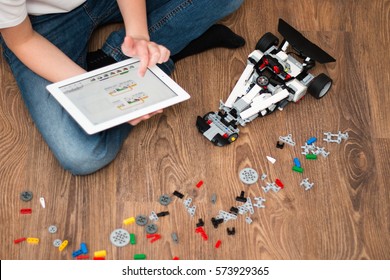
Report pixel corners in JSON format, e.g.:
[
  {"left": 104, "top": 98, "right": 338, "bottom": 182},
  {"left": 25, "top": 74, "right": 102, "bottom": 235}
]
[{"left": 196, "top": 18, "right": 336, "bottom": 146}]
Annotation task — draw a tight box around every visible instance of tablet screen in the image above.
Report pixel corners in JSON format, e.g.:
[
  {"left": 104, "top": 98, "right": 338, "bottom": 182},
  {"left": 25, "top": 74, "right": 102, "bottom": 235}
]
[{"left": 59, "top": 61, "right": 177, "bottom": 125}]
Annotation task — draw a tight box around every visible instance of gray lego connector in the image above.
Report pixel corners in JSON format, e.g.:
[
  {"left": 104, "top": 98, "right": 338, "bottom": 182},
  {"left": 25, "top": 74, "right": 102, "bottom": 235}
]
[{"left": 279, "top": 134, "right": 296, "bottom": 146}]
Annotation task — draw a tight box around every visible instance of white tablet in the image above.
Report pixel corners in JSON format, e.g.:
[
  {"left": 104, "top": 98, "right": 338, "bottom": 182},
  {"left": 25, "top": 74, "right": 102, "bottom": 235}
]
[{"left": 46, "top": 58, "right": 190, "bottom": 134}]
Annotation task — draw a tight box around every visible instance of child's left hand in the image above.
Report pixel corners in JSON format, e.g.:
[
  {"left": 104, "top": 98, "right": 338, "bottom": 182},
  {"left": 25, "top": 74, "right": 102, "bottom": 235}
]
[{"left": 121, "top": 36, "right": 170, "bottom": 77}]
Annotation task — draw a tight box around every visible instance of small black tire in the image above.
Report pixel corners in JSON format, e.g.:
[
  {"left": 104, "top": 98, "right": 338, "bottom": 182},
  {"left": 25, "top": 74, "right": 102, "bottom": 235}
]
[
  {"left": 307, "top": 73, "right": 333, "bottom": 99},
  {"left": 255, "top": 32, "right": 279, "bottom": 52},
  {"left": 228, "top": 133, "right": 239, "bottom": 143}
]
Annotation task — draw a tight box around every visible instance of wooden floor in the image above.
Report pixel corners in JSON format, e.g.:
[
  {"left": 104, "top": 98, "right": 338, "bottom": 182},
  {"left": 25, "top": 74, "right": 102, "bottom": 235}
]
[{"left": 1, "top": 0, "right": 389, "bottom": 260}]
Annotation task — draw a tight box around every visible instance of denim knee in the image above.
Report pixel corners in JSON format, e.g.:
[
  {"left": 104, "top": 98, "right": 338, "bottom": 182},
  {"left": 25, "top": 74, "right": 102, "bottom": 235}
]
[{"left": 53, "top": 126, "right": 132, "bottom": 176}]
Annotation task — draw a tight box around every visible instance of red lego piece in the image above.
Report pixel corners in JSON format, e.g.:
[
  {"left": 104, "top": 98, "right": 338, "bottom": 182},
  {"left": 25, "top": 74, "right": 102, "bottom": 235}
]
[
  {"left": 173, "top": 256, "right": 179, "bottom": 260},
  {"left": 215, "top": 240, "right": 222, "bottom": 248},
  {"left": 196, "top": 180, "right": 204, "bottom": 188},
  {"left": 20, "top": 208, "right": 32, "bottom": 214},
  {"left": 275, "top": 179, "right": 284, "bottom": 188},
  {"left": 14, "top": 237, "right": 27, "bottom": 244},
  {"left": 93, "top": 257, "right": 105, "bottom": 260},
  {"left": 76, "top": 255, "right": 90, "bottom": 260}
]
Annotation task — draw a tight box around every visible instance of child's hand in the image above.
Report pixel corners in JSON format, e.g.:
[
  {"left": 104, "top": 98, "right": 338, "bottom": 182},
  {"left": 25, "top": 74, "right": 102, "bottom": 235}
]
[
  {"left": 128, "top": 109, "right": 163, "bottom": 126},
  {"left": 121, "top": 36, "right": 170, "bottom": 77}
]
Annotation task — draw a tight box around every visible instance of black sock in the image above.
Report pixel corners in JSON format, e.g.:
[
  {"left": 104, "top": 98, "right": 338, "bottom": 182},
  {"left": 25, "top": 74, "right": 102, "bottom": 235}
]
[
  {"left": 171, "top": 24, "right": 245, "bottom": 62},
  {"left": 86, "top": 49, "right": 117, "bottom": 71}
]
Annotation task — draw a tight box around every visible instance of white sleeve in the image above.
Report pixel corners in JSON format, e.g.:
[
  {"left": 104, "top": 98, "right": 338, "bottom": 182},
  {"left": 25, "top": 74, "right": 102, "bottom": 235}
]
[{"left": 0, "top": 0, "right": 28, "bottom": 28}]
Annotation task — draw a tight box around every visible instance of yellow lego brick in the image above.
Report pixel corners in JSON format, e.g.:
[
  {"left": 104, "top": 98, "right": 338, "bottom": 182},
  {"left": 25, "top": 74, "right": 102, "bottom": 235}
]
[
  {"left": 94, "top": 250, "right": 107, "bottom": 258},
  {"left": 59, "top": 240, "right": 68, "bottom": 252},
  {"left": 26, "top": 237, "right": 39, "bottom": 244},
  {"left": 123, "top": 217, "right": 135, "bottom": 225}
]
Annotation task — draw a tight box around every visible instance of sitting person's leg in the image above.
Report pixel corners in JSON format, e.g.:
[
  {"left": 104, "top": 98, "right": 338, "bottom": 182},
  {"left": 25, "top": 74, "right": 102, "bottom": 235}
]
[
  {"left": 0, "top": 1, "right": 132, "bottom": 176},
  {"left": 94, "top": 0, "right": 245, "bottom": 73}
]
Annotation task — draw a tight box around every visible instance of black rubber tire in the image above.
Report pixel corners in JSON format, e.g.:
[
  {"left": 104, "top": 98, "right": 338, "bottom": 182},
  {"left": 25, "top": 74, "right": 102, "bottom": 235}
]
[
  {"left": 255, "top": 32, "right": 279, "bottom": 52},
  {"left": 307, "top": 73, "right": 333, "bottom": 99}
]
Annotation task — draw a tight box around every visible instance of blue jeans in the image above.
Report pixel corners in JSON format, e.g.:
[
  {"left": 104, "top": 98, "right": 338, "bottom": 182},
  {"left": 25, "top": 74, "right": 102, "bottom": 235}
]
[{"left": 1, "top": 0, "right": 243, "bottom": 175}]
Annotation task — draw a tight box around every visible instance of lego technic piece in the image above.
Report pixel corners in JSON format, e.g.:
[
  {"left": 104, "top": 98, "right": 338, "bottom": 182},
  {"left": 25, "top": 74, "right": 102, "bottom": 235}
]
[
  {"left": 279, "top": 134, "right": 296, "bottom": 146},
  {"left": 48, "top": 225, "right": 57, "bottom": 234},
  {"left": 236, "top": 191, "right": 247, "bottom": 203},
  {"left": 195, "top": 227, "right": 208, "bottom": 241},
  {"left": 94, "top": 250, "right": 107, "bottom": 258},
  {"left": 211, "top": 217, "right": 224, "bottom": 228},
  {"left": 301, "top": 143, "right": 316, "bottom": 155},
  {"left": 323, "top": 131, "right": 349, "bottom": 144},
  {"left": 110, "top": 228, "right": 130, "bottom": 247},
  {"left": 300, "top": 178, "right": 314, "bottom": 191},
  {"left": 245, "top": 217, "right": 253, "bottom": 224},
  {"left": 123, "top": 217, "right": 135, "bottom": 225},
  {"left": 53, "top": 239, "right": 62, "bottom": 247},
  {"left": 266, "top": 156, "right": 276, "bottom": 164},
  {"left": 196, "top": 18, "right": 335, "bottom": 147},
  {"left": 171, "top": 232, "right": 179, "bottom": 243},
  {"left": 20, "top": 208, "right": 32, "bottom": 214},
  {"left": 134, "top": 254, "right": 146, "bottom": 260},
  {"left": 93, "top": 257, "right": 105, "bottom": 260},
  {"left": 20, "top": 191, "right": 33, "bottom": 202},
  {"left": 146, "top": 233, "right": 161, "bottom": 243},
  {"left": 211, "top": 193, "right": 217, "bottom": 204},
  {"left": 135, "top": 215, "right": 148, "bottom": 226},
  {"left": 172, "top": 190, "right": 184, "bottom": 199},
  {"left": 157, "top": 211, "right": 169, "bottom": 217},
  {"left": 39, "top": 197, "right": 45, "bottom": 208},
  {"left": 173, "top": 256, "right": 180, "bottom": 260},
  {"left": 261, "top": 173, "right": 267, "bottom": 180},
  {"left": 187, "top": 205, "right": 196, "bottom": 217},
  {"left": 27, "top": 237, "right": 39, "bottom": 244},
  {"left": 239, "top": 168, "right": 259, "bottom": 185},
  {"left": 275, "top": 179, "right": 284, "bottom": 188},
  {"left": 306, "top": 154, "right": 318, "bottom": 160},
  {"left": 313, "top": 146, "right": 330, "bottom": 158},
  {"left": 218, "top": 210, "right": 238, "bottom": 222},
  {"left": 149, "top": 211, "right": 158, "bottom": 222},
  {"left": 72, "top": 249, "right": 83, "bottom": 258},
  {"left": 59, "top": 240, "right": 68, "bottom": 251},
  {"left": 215, "top": 240, "right": 222, "bottom": 249},
  {"left": 183, "top": 197, "right": 192, "bottom": 208},
  {"left": 230, "top": 207, "right": 239, "bottom": 215},
  {"left": 80, "top": 242, "right": 88, "bottom": 254},
  {"left": 292, "top": 166, "right": 304, "bottom": 173},
  {"left": 130, "top": 233, "right": 136, "bottom": 245},
  {"left": 227, "top": 227, "right": 236, "bottom": 235},
  {"left": 76, "top": 255, "right": 90, "bottom": 260},
  {"left": 306, "top": 137, "right": 317, "bottom": 145},
  {"left": 145, "top": 224, "right": 158, "bottom": 234},
  {"left": 253, "top": 197, "right": 266, "bottom": 208},
  {"left": 262, "top": 182, "right": 281, "bottom": 193},
  {"left": 196, "top": 218, "right": 205, "bottom": 227},
  {"left": 293, "top": 157, "right": 301, "bottom": 168},
  {"left": 14, "top": 237, "right": 27, "bottom": 244},
  {"left": 196, "top": 180, "right": 204, "bottom": 188},
  {"left": 159, "top": 194, "right": 172, "bottom": 206},
  {"left": 276, "top": 141, "right": 285, "bottom": 149}
]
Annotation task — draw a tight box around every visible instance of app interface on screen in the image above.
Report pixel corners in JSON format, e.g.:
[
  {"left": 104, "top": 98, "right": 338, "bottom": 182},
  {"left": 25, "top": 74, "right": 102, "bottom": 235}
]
[{"left": 59, "top": 62, "right": 177, "bottom": 124}]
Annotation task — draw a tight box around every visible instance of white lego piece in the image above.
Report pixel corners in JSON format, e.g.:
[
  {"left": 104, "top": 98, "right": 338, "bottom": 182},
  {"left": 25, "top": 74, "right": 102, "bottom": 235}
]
[
  {"left": 300, "top": 178, "right": 314, "bottom": 191},
  {"left": 218, "top": 210, "right": 238, "bottom": 222},
  {"left": 254, "top": 197, "right": 266, "bottom": 208},
  {"left": 266, "top": 156, "right": 276, "bottom": 164},
  {"left": 187, "top": 206, "right": 196, "bottom": 217},
  {"left": 286, "top": 79, "right": 307, "bottom": 102},
  {"left": 240, "top": 88, "right": 290, "bottom": 120},
  {"left": 149, "top": 211, "right": 158, "bottom": 222},
  {"left": 245, "top": 217, "right": 253, "bottom": 224},
  {"left": 279, "top": 134, "right": 296, "bottom": 146},
  {"left": 241, "top": 84, "right": 261, "bottom": 104},
  {"left": 244, "top": 197, "right": 254, "bottom": 215},
  {"left": 39, "top": 197, "right": 45, "bottom": 208},
  {"left": 183, "top": 198, "right": 192, "bottom": 208},
  {"left": 261, "top": 173, "right": 267, "bottom": 180},
  {"left": 224, "top": 64, "right": 254, "bottom": 108}
]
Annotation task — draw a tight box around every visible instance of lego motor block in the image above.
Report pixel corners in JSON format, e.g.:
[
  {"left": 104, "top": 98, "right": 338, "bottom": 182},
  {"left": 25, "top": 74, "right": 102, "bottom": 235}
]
[{"left": 196, "top": 18, "right": 336, "bottom": 147}]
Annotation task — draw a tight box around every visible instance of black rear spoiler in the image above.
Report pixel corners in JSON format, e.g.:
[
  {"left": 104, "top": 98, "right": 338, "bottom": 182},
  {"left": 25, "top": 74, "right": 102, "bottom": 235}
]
[{"left": 278, "top": 18, "right": 336, "bottom": 64}]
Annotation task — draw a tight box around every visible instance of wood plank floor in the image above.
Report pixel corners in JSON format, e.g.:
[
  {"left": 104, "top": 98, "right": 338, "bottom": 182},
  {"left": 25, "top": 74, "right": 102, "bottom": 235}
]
[{"left": 1, "top": 0, "right": 389, "bottom": 260}]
